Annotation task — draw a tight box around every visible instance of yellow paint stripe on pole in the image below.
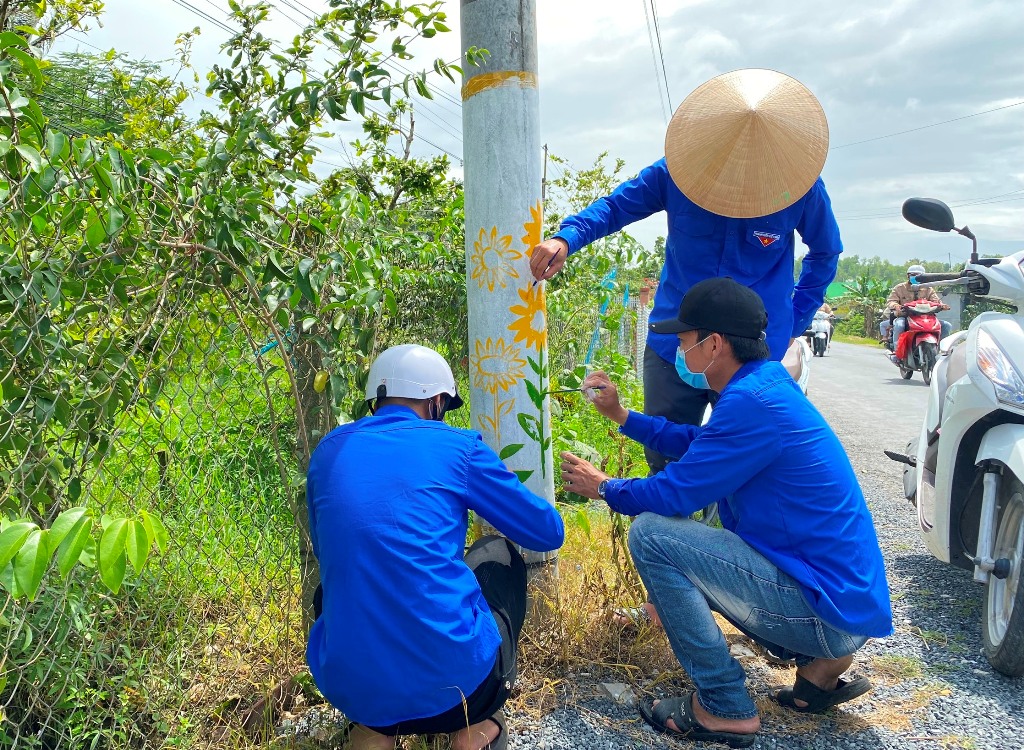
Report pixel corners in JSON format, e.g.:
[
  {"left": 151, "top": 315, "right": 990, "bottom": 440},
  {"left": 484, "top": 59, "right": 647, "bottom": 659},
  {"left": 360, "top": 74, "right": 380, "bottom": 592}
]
[{"left": 461, "top": 70, "right": 538, "bottom": 101}]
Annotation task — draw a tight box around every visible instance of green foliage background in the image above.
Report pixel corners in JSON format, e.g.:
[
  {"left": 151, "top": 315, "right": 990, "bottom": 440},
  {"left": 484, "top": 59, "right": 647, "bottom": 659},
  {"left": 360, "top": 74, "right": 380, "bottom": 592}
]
[{"left": 0, "top": 2, "right": 653, "bottom": 748}]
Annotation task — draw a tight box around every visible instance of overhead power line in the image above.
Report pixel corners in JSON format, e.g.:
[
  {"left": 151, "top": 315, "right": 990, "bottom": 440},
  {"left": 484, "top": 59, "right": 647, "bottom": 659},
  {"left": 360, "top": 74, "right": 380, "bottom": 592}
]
[
  {"left": 838, "top": 189, "right": 1024, "bottom": 222},
  {"left": 831, "top": 100, "right": 1024, "bottom": 150},
  {"left": 641, "top": 0, "right": 670, "bottom": 124},
  {"left": 649, "top": 0, "right": 673, "bottom": 111},
  {"left": 162, "top": 0, "right": 465, "bottom": 162}
]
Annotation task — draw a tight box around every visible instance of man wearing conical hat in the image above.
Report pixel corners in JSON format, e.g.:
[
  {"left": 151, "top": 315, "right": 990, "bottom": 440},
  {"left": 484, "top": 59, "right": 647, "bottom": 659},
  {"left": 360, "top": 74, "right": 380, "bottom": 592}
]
[{"left": 530, "top": 68, "right": 842, "bottom": 475}]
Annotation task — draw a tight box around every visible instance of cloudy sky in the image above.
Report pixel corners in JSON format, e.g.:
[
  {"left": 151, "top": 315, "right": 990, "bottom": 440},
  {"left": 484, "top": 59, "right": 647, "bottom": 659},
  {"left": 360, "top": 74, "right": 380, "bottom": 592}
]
[{"left": 54, "top": 0, "right": 1024, "bottom": 265}]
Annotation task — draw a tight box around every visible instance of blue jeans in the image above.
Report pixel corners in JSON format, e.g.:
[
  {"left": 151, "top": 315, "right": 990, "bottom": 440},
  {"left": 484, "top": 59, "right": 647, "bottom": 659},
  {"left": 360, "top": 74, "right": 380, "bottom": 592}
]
[{"left": 628, "top": 513, "right": 867, "bottom": 720}]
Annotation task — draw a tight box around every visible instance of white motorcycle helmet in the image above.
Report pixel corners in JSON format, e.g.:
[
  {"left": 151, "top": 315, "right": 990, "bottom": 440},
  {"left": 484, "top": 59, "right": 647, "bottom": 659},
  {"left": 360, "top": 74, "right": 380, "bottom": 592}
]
[
  {"left": 907, "top": 264, "right": 926, "bottom": 278},
  {"left": 365, "top": 344, "right": 464, "bottom": 413}
]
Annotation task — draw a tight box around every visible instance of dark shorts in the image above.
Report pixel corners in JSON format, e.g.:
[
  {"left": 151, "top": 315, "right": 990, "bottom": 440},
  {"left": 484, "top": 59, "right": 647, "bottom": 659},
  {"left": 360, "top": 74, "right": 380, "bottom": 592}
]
[{"left": 317, "top": 536, "right": 527, "bottom": 737}]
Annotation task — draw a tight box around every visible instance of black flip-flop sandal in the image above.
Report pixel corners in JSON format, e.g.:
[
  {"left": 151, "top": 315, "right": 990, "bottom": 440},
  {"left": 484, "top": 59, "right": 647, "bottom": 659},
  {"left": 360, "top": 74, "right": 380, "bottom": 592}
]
[
  {"left": 771, "top": 674, "right": 872, "bottom": 714},
  {"left": 639, "top": 691, "right": 757, "bottom": 749}
]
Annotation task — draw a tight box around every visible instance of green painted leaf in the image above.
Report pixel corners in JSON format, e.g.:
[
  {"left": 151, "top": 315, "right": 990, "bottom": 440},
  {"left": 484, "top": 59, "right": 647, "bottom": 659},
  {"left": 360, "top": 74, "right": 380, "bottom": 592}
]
[
  {"left": 140, "top": 510, "right": 169, "bottom": 554},
  {"left": 499, "top": 443, "right": 524, "bottom": 460},
  {"left": 47, "top": 507, "right": 88, "bottom": 551},
  {"left": 527, "top": 356, "right": 542, "bottom": 375},
  {"left": 0, "top": 522, "right": 36, "bottom": 571},
  {"left": 98, "top": 518, "right": 129, "bottom": 593},
  {"left": 517, "top": 413, "right": 540, "bottom": 440},
  {"left": 525, "top": 380, "right": 544, "bottom": 409},
  {"left": 125, "top": 519, "right": 150, "bottom": 574},
  {"left": 57, "top": 515, "right": 93, "bottom": 578},
  {"left": 13, "top": 529, "right": 50, "bottom": 600},
  {"left": 514, "top": 470, "right": 534, "bottom": 483}
]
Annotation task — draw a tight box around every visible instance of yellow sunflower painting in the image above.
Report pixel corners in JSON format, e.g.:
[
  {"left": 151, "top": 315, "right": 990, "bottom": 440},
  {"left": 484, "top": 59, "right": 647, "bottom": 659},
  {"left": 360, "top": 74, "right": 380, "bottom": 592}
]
[
  {"left": 521, "top": 201, "right": 543, "bottom": 256},
  {"left": 469, "top": 226, "right": 522, "bottom": 292},
  {"left": 507, "top": 284, "right": 547, "bottom": 351},
  {"left": 471, "top": 337, "right": 526, "bottom": 394},
  {"left": 471, "top": 337, "right": 526, "bottom": 445}
]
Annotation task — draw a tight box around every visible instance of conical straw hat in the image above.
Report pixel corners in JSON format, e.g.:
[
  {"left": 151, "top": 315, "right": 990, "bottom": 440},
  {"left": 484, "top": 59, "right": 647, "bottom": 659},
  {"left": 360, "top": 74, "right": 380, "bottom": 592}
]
[{"left": 665, "top": 69, "right": 828, "bottom": 219}]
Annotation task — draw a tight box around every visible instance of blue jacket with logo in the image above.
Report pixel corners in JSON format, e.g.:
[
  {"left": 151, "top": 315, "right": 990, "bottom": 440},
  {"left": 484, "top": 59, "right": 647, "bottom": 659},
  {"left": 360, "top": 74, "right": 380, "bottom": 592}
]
[
  {"left": 305, "top": 405, "right": 564, "bottom": 727},
  {"left": 553, "top": 159, "right": 843, "bottom": 361},
  {"left": 602, "top": 360, "right": 893, "bottom": 638}
]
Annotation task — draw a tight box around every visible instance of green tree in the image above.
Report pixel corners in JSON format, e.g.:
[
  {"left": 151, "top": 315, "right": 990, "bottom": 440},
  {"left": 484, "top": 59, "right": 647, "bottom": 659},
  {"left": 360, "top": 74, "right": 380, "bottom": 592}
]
[{"left": 31, "top": 51, "right": 167, "bottom": 136}]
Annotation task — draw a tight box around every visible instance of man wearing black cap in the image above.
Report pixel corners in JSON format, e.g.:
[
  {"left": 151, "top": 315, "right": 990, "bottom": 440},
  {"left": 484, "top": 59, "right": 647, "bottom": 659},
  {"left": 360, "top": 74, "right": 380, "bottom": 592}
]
[{"left": 559, "top": 279, "right": 892, "bottom": 748}]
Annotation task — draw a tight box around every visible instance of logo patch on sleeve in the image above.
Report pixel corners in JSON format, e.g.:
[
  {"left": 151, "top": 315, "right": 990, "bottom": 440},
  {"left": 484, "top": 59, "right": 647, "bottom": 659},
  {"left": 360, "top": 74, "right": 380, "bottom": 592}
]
[{"left": 753, "top": 231, "right": 781, "bottom": 248}]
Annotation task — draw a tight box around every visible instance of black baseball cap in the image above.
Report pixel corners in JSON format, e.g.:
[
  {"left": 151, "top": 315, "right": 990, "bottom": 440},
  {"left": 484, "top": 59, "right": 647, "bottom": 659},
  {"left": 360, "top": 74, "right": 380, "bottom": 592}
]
[{"left": 649, "top": 277, "right": 768, "bottom": 339}]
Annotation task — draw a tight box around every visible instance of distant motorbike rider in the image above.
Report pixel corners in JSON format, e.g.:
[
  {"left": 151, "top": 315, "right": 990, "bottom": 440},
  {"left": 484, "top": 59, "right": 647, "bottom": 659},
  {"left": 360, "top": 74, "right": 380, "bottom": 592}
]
[{"left": 879, "top": 265, "right": 952, "bottom": 349}]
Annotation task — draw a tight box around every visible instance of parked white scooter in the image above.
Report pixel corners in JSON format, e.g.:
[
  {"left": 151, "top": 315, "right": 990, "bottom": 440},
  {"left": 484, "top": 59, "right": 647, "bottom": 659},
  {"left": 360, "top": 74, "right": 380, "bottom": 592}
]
[{"left": 887, "top": 197, "right": 1024, "bottom": 677}]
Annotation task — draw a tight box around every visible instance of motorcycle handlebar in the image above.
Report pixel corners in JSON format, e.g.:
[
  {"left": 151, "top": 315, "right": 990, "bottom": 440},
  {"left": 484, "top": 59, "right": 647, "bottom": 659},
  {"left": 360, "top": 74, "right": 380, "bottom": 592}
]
[{"left": 914, "top": 272, "right": 962, "bottom": 283}]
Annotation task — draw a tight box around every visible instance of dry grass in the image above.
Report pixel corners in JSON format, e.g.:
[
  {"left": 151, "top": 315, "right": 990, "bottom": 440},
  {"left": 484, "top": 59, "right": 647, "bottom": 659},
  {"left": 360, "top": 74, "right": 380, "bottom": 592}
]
[{"left": 260, "top": 510, "right": 954, "bottom": 748}]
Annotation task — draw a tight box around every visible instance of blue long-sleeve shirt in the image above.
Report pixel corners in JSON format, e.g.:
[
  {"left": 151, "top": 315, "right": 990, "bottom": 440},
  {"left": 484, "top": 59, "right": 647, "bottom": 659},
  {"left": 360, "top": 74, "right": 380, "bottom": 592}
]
[
  {"left": 305, "top": 405, "right": 564, "bottom": 727},
  {"left": 553, "top": 159, "right": 843, "bottom": 362},
  {"left": 602, "top": 361, "right": 892, "bottom": 638}
]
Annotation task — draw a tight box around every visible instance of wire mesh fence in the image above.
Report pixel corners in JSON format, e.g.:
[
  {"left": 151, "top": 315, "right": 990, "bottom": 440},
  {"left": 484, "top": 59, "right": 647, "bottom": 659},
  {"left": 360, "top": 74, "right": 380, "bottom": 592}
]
[{"left": 0, "top": 248, "right": 470, "bottom": 749}]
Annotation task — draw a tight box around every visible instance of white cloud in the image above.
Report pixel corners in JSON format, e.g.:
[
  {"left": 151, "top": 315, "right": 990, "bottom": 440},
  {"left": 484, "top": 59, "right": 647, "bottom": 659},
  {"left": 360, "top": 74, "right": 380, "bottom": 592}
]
[{"left": 50, "top": 0, "right": 1024, "bottom": 262}]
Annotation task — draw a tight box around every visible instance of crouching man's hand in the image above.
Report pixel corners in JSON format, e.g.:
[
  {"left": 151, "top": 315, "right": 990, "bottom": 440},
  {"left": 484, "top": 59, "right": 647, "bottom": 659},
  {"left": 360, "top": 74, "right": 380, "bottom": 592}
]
[
  {"left": 560, "top": 451, "right": 609, "bottom": 500},
  {"left": 582, "top": 371, "right": 628, "bottom": 426}
]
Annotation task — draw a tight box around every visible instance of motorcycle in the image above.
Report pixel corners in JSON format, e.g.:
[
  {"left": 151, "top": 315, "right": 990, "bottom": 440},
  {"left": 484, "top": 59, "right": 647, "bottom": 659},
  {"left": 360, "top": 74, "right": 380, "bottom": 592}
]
[
  {"left": 886, "top": 300, "right": 943, "bottom": 384},
  {"left": 886, "top": 197, "right": 1024, "bottom": 677},
  {"left": 806, "top": 311, "right": 831, "bottom": 357}
]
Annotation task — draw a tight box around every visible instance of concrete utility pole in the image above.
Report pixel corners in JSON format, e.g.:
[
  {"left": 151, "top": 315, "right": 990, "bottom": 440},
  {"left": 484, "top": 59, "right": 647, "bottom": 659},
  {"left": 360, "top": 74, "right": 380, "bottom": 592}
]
[{"left": 460, "top": 0, "right": 556, "bottom": 577}]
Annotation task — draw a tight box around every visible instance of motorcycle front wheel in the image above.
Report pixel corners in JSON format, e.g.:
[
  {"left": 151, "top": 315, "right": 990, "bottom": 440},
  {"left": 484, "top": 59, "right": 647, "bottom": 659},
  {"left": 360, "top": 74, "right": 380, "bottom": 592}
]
[
  {"left": 983, "top": 475, "right": 1024, "bottom": 677},
  {"left": 919, "top": 342, "right": 938, "bottom": 386}
]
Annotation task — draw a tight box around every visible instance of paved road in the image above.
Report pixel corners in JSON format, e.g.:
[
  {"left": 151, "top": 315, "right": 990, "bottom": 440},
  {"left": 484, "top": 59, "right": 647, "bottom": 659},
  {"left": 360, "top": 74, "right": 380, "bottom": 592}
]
[{"left": 807, "top": 340, "right": 929, "bottom": 440}]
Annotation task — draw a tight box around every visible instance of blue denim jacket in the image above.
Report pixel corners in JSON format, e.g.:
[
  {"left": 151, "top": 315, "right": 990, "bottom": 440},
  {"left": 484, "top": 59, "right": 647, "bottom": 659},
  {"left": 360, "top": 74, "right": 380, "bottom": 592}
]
[{"left": 553, "top": 159, "right": 843, "bottom": 362}]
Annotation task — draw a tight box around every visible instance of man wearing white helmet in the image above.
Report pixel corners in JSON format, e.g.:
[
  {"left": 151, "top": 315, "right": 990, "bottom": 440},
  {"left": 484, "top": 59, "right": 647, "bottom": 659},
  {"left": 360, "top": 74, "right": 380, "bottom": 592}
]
[
  {"left": 305, "top": 344, "right": 564, "bottom": 750},
  {"left": 879, "top": 264, "right": 952, "bottom": 348}
]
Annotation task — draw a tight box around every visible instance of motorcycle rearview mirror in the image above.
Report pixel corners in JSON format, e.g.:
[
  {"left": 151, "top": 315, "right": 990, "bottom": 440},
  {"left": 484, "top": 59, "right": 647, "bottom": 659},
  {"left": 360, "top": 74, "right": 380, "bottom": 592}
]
[
  {"left": 902, "top": 197, "right": 980, "bottom": 264},
  {"left": 902, "top": 198, "right": 955, "bottom": 233}
]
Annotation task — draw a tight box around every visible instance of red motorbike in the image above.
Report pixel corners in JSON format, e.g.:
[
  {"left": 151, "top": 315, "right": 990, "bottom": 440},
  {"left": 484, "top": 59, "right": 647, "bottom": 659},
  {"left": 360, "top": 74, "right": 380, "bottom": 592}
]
[{"left": 888, "top": 300, "right": 943, "bottom": 384}]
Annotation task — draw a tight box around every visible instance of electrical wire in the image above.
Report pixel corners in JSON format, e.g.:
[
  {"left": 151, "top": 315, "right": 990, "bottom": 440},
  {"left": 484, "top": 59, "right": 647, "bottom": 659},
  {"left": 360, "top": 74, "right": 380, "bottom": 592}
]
[
  {"left": 649, "top": 0, "right": 672, "bottom": 111},
  {"left": 838, "top": 193, "right": 1024, "bottom": 222},
  {"left": 165, "top": 0, "right": 464, "bottom": 162},
  {"left": 831, "top": 100, "right": 1024, "bottom": 150},
  {"left": 640, "top": 0, "right": 670, "bottom": 124}
]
